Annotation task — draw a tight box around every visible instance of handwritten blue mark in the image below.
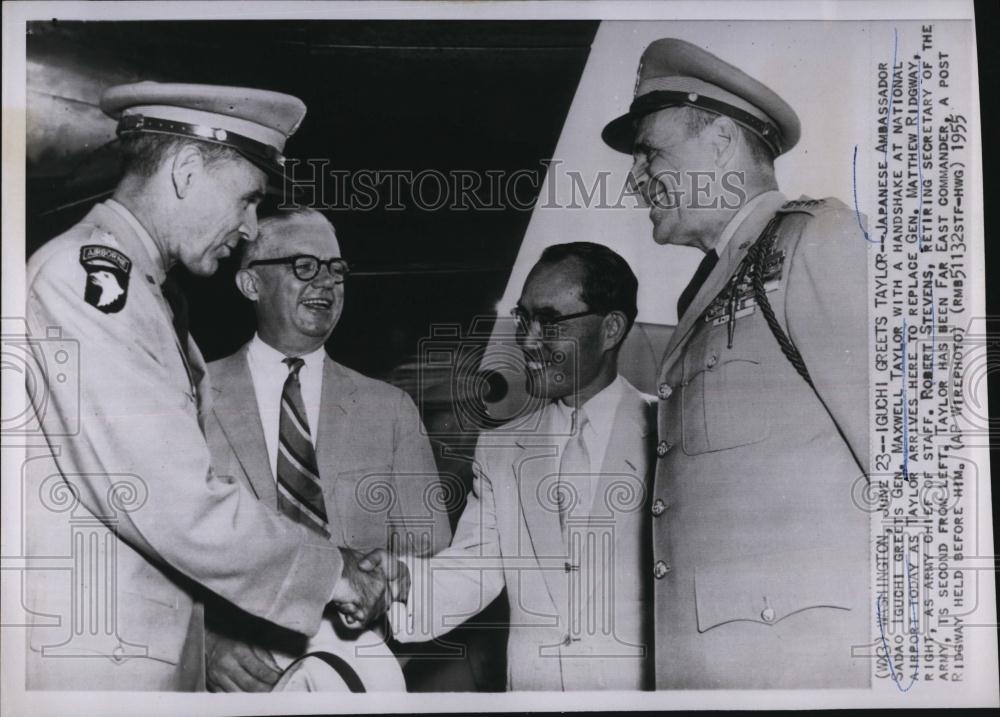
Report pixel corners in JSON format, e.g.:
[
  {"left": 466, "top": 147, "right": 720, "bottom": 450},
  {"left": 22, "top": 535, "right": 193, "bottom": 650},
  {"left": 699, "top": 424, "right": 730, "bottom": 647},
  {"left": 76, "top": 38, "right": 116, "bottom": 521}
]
[
  {"left": 917, "top": 57, "right": 925, "bottom": 250},
  {"left": 855, "top": 28, "right": 899, "bottom": 244},
  {"left": 875, "top": 555, "right": 920, "bottom": 692},
  {"left": 901, "top": 319, "right": 909, "bottom": 480},
  {"left": 853, "top": 145, "right": 876, "bottom": 243},
  {"left": 885, "top": 28, "right": 899, "bottom": 168}
]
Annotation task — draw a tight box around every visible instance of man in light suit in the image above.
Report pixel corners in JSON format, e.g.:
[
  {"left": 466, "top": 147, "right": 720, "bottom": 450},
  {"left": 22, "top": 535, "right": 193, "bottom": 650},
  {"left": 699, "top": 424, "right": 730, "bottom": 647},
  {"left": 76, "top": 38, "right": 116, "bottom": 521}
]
[
  {"left": 366, "top": 242, "right": 656, "bottom": 690},
  {"left": 202, "top": 208, "right": 455, "bottom": 692},
  {"left": 602, "top": 39, "right": 870, "bottom": 688},
  {"left": 24, "top": 83, "right": 380, "bottom": 691}
]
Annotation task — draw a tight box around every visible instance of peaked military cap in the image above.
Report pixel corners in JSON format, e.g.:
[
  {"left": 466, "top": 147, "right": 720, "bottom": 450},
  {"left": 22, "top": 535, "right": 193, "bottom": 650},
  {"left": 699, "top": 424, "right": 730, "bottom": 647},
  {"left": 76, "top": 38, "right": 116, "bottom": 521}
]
[
  {"left": 602, "top": 38, "right": 801, "bottom": 157},
  {"left": 101, "top": 82, "right": 307, "bottom": 176}
]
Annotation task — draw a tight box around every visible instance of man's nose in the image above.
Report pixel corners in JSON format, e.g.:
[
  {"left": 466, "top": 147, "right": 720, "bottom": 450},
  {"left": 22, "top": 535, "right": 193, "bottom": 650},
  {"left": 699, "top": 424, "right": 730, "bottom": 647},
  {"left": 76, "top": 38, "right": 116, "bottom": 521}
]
[
  {"left": 629, "top": 159, "right": 650, "bottom": 207},
  {"left": 241, "top": 206, "right": 259, "bottom": 241},
  {"left": 311, "top": 264, "right": 339, "bottom": 287},
  {"left": 518, "top": 321, "right": 544, "bottom": 350}
]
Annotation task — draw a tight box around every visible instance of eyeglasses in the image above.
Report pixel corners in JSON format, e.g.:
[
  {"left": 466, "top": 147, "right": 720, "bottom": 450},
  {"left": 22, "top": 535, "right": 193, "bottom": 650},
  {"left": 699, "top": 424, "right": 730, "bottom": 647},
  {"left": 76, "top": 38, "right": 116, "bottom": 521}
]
[
  {"left": 247, "top": 255, "right": 351, "bottom": 283},
  {"left": 510, "top": 306, "right": 601, "bottom": 335}
]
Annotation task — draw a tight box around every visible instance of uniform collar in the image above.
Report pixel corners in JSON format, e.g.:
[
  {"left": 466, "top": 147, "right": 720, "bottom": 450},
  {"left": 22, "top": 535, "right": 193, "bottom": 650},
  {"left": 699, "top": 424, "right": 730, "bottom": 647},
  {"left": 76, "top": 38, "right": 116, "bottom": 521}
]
[
  {"left": 710, "top": 189, "right": 785, "bottom": 257},
  {"left": 105, "top": 198, "right": 170, "bottom": 284}
]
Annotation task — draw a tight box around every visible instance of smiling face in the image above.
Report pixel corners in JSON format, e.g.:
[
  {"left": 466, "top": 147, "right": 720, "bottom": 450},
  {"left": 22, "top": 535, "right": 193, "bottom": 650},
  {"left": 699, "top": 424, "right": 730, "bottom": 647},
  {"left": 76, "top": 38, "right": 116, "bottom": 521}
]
[
  {"left": 630, "top": 108, "right": 731, "bottom": 249},
  {"left": 174, "top": 152, "right": 267, "bottom": 276},
  {"left": 239, "top": 213, "right": 345, "bottom": 356},
  {"left": 517, "top": 257, "right": 611, "bottom": 404}
]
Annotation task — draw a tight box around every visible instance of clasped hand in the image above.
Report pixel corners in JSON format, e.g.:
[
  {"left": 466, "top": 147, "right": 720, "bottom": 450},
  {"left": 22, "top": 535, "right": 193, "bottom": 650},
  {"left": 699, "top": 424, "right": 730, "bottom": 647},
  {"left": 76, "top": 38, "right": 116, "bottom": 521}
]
[{"left": 330, "top": 547, "right": 410, "bottom": 627}]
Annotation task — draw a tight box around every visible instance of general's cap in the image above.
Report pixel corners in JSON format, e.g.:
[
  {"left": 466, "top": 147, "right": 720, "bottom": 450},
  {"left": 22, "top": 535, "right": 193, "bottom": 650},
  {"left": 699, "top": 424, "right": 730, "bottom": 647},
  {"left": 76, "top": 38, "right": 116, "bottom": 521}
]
[
  {"left": 101, "top": 82, "right": 307, "bottom": 176},
  {"left": 602, "top": 38, "right": 800, "bottom": 157}
]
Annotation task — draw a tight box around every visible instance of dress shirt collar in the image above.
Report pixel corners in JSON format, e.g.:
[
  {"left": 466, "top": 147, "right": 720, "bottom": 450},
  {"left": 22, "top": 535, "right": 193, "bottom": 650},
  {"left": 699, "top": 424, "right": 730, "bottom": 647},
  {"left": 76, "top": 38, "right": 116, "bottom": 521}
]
[
  {"left": 105, "top": 198, "right": 170, "bottom": 284},
  {"left": 248, "top": 333, "right": 327, "bottom": 374},
  {"left": 710, "top": 189, "right": 785, "bottom": 257},
  {"left": 554, "top": 373, "right": 625, "bottom": 443}
]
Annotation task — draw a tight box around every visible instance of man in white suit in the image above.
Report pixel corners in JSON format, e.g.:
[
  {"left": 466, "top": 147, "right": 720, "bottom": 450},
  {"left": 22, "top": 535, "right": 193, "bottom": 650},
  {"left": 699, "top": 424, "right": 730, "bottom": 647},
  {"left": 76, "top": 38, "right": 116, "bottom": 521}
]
[
  {"left": 366, "top": 242, "right": 656, "bottom": 690},
  {"left": 202, "top": 208, "right": 458, "bottom": 691}
]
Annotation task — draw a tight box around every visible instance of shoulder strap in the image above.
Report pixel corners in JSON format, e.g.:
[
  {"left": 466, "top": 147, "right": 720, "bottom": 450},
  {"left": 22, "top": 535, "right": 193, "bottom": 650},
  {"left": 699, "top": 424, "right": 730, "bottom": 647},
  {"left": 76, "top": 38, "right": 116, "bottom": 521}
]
[{"left": 746, "top": 214, "right": 814, "bottom": 388}]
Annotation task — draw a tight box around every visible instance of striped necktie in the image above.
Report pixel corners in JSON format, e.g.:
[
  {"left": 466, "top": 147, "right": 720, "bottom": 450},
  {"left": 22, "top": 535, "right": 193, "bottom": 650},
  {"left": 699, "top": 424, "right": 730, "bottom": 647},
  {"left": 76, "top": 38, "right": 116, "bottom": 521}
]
[{"left": 277, "top": 357, "right": 330, "bottom": 537}]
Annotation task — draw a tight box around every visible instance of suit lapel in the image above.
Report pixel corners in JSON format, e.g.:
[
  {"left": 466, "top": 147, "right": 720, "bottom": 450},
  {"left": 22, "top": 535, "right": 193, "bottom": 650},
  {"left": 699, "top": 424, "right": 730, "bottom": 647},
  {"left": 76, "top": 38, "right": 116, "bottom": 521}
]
[
  {"left": 589, "top": 381, "right": 651, "bottom": 518},
  {"left": 659, "top": 192, "right": 787, "bottom": 380},
  {"left": 210, "top": 346, "right": 276, "bottom": 505},
  {"left": 315, "top": 357, "right": 358, "bottom": 544},
  {"left": 514, "top": 407, "right": 570, "bottom": 621}
]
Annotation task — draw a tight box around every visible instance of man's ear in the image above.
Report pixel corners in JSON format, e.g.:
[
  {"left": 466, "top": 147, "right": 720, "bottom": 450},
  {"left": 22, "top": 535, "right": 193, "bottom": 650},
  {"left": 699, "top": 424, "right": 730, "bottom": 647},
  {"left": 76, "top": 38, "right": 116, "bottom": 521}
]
[
  {"left": 170, "top": 144, "right": 205, "bottom": 199},
  {"left": 601, "top": 310, "right": 628, "bottom": 352},
  {"left": 235, "top": 268, "right": 260, "bottom": 302},
  {"left": 707, "top": 115, "right": 740, "bottom": 168}
]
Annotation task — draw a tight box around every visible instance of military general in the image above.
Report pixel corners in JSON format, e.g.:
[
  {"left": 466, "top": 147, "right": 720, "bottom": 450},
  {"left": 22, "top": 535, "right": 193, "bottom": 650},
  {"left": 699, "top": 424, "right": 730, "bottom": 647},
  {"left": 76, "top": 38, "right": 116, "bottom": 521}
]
[
  {"left": 602, "top": 39, "right": 871, "bottom": 688},
  {"left": 24, "top": 82, "right": 389, "bottom": 690}
]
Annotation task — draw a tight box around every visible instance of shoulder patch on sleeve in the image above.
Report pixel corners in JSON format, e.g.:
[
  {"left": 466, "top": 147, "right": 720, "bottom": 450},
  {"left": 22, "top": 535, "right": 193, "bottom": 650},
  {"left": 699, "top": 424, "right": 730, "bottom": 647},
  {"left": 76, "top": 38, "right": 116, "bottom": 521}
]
[{"left": 79, "top": 244, "right": 132, "bottom": 314}]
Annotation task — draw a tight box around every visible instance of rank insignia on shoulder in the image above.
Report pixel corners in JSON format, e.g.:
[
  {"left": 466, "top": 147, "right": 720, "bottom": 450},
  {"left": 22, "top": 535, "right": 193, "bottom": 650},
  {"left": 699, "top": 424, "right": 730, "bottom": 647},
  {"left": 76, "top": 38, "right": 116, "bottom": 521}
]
[{"left": 80, "top": 245, "right": 132, "bottom": 314}]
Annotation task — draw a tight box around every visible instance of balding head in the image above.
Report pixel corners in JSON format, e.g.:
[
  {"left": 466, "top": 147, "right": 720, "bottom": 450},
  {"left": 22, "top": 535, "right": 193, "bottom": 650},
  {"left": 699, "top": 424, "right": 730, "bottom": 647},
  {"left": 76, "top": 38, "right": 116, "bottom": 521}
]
[
  {"left": 236, "top": 208, "right": 346, "bottom": 356},
  {"left": 242, "top": 208, "right": 341, "bottom": 267}
]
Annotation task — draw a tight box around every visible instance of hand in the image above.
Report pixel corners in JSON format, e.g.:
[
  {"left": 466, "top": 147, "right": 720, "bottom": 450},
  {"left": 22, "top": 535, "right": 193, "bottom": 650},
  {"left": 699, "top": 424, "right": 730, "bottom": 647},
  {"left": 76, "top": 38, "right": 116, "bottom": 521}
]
[
  {"left": 205, "top": 632, "right": 281, "bottom": 693},
  {"left": 359, "top": 548, "right": 411, "bottom": 605},
  {"left": 330, "top": 547, "right": 392, "bottom": 627}
]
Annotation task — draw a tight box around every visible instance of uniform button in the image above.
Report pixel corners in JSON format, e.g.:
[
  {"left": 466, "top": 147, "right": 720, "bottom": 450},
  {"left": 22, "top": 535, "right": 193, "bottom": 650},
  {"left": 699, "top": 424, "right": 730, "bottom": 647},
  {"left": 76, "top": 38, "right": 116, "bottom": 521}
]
[
  {"left": 651, "top": 498, "right": 666, "bottom": 517},
  {"left": 656, "top": 441, "right": 672, "bottom": 458},
  {"left": 657, "top": 383, "right": 673, "bottom": 400},
  {"left": 706, "top": 353, "right": 718, "bottom": 369},
  {"left": 761, "top": 607, "right": 776, "bottom": 623},
  {"left": 653, "top": 560, "right": 671, "bottom": 579}
]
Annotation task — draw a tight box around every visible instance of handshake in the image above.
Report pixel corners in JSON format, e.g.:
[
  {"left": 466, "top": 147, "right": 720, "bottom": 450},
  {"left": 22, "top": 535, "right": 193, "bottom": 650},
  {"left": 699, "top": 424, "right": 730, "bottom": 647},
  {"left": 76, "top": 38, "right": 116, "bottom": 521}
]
[{"left": 330, "top": 547, "right": 410, "bottom": 627}]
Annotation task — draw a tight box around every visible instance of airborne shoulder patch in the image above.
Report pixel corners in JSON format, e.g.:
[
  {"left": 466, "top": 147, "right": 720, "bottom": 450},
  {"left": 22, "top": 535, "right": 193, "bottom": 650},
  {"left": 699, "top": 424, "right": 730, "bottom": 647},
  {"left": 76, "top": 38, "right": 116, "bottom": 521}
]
[{"left": 80, "top": 244, "right": 132, "bottom": 314}]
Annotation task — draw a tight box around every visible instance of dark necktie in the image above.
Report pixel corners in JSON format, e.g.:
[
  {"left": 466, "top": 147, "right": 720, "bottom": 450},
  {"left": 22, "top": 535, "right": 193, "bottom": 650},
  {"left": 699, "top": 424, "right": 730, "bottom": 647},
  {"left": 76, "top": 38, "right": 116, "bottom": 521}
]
[
  {"left": 160, "top": 274, "right": 190, "bottom": 355},
  {"left": 276, "top": 357, "right": 330, "bottom": 537},
  {"left": 676, "top": 249, "right": 719, "bottom": 319}
]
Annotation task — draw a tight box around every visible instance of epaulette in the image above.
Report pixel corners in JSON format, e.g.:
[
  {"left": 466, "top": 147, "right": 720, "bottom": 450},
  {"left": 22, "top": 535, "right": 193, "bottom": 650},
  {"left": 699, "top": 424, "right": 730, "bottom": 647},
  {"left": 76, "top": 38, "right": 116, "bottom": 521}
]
[
  {"left": 775, "top": 196, "right": 849, "bottom": 216},
  {"left": 87, "top": 227, "right": 119, "bottom": 246}
]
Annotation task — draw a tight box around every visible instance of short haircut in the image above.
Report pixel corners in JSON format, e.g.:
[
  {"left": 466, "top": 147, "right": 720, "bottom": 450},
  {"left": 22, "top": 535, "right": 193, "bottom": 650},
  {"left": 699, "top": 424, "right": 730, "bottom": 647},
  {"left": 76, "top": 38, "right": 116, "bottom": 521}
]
[
  {"left": 240, "top": 208, "right": 337, "bottom": 268},
  {"left": 119, "top": 133, "right": 245, "bottom": 179},
  {"left": 679, "top": 105, "right": 776, "bottom": 167},
  {"left": 537, "top": 242, "right": 639, "bottom": 332}
]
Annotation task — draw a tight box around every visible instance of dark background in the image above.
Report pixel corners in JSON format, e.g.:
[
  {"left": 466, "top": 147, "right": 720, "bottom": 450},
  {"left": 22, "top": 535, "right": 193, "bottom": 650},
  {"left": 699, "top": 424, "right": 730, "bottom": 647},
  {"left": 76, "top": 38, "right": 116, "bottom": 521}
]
[{"left": 26, "top": 20, "right": 599, "bottom": 378}]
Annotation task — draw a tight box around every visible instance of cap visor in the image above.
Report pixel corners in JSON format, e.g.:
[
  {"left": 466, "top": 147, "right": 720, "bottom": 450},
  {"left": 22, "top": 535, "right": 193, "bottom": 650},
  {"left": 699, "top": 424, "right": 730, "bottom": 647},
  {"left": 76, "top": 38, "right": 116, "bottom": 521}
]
[{"left": 601, "top": 112, "right": 636, "bottom": 154}]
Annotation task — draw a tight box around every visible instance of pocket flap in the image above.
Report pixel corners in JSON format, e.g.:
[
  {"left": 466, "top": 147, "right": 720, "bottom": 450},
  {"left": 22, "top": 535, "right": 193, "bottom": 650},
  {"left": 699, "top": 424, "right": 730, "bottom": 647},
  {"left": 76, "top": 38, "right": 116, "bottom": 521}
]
[
  {"left": 28, "top": 590, "right": 190, "bottom": 665},
  {"left": 694, "top": 548, "right": 864, "bottom": 633}
]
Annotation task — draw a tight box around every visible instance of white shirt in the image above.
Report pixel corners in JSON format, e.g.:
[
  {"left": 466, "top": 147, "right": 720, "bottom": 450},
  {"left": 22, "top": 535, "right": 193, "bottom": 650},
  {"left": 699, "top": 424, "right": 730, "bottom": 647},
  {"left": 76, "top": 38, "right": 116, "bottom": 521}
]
[
  {"left": 711, "top": 189, "right": 785, "bottom": 257},
  {"left": 246, "top": 334, "right": 326, "bottom": 480},
  {"left": 549, "top": 374, "right": 626, "bottom": 514}
]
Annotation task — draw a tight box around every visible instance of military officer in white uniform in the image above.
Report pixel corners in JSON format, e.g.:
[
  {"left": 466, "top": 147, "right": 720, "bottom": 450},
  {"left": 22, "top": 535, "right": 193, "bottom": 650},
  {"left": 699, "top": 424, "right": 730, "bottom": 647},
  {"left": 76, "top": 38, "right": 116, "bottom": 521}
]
[
  {"left": 24, "top": 83, "right": 388, "bottom": 690},
  {"left": 602, "top": 39, "right": 870, "bottom": 688}
]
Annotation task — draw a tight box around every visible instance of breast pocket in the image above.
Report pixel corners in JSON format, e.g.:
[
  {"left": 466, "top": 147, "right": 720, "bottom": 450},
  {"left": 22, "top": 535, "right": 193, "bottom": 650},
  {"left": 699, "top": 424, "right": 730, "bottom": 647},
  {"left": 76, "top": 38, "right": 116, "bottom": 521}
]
[
  {"left": 680, "top": 325, "right": 770, "bottom": 455},
  {"left": 329, "top": 464, "right": 395, "bottom": 549},
  {"left": 694, "top": 548, "right": 865, "bottom": 634}
]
